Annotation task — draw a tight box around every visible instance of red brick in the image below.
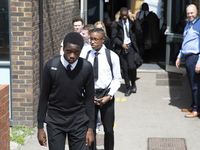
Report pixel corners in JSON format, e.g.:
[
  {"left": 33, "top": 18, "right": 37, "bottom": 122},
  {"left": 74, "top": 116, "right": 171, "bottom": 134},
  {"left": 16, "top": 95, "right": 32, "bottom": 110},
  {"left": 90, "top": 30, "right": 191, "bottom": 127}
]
[
  {"left": 0, "top": 85, "right": 9, "bottom": 149},
  {"left": 10, "top": 7, "right": 17, "bottom": 11}
]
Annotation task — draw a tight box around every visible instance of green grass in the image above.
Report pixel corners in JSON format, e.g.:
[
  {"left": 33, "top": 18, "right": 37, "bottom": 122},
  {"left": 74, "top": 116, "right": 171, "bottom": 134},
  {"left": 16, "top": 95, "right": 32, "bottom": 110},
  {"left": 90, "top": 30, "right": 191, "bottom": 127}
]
[{"left": 10, "top": 125, "right": 35, "bottom": 145}]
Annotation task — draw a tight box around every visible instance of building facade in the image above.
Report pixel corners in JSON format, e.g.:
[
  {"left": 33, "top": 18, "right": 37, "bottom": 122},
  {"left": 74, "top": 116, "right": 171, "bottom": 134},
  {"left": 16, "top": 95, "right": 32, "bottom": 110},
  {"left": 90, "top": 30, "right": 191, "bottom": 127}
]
[{"left": 9, "top": 0, "right": 79, "bottom": 127}]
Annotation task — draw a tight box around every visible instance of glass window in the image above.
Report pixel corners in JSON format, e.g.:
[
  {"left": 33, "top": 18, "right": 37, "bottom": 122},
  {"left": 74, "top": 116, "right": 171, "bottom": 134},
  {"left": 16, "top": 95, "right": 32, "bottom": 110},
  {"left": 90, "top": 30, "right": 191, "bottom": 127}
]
[{"left": 0, "top": 0, "right": 9, "bottom": 61}]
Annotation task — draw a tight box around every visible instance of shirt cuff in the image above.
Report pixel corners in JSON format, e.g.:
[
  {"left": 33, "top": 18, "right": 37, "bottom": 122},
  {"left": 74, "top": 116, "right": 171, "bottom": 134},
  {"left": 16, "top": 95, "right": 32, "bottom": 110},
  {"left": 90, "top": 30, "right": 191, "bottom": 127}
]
[
  {"left": 38, "top": 122, "right": 44, "bottom": 129},
  {"left": 177, "top": 52, "right": 183, "bottom": 58},
  {"left": 88, "top": 120, "right": 94, "bottom": 129}
]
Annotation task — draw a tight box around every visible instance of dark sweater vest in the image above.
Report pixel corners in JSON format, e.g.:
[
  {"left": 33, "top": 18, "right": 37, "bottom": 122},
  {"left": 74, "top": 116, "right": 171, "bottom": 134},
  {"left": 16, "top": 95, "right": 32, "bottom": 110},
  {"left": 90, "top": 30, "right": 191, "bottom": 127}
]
[{"left": 37, "top": 58, "right": 94, "bottom": 128}]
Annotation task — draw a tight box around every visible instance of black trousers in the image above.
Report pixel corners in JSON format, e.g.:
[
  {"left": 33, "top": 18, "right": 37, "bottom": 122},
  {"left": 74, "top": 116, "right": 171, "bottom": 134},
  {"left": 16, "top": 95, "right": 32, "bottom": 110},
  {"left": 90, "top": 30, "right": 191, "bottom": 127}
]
[
  {"left": 90, "top": 96, "right": 115, "bottom": 150},
  {"left": 120, "top": 47, "right": 136, "bottom": 89},
  {"left": 45, "top": 113, "right": 89, "bottom": 150}
]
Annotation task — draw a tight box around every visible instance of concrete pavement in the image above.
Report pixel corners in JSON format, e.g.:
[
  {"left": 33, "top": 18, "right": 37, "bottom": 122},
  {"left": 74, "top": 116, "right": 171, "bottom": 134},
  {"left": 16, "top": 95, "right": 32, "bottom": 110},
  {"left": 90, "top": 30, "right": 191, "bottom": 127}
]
[{"left": 12, "top": 64, "right": 200, "bottom": 150}]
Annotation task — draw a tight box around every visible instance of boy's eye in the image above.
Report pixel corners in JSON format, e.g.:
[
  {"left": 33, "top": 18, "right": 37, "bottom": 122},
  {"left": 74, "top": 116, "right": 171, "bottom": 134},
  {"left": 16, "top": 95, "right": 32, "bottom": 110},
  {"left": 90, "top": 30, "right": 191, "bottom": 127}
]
[{"left": 66, "top": 50, "right": 71, "bottom": 53}]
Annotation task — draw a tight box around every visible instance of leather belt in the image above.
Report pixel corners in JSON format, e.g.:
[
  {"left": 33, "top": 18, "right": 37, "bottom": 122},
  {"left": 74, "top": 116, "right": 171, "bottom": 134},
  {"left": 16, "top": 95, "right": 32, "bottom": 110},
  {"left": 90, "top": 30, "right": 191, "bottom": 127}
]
[{"left": 185, "top": 53, "right": 200, "bottom": 57}]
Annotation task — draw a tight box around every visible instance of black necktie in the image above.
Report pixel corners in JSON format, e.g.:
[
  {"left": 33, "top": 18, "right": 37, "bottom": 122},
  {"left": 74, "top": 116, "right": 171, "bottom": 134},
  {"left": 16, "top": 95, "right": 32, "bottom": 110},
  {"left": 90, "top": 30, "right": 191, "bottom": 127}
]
[
  {"left": 124, "top": 20, "right": 130, "bottom": 37},
  {"left": 143, "top": 11, "right": 146, "bottom": 19},
  {"left": 93, "top": 52, "right": 99, "bottom": 81},
  {"left": 67, "top": 64, "right": 71, "bottom": 71}
]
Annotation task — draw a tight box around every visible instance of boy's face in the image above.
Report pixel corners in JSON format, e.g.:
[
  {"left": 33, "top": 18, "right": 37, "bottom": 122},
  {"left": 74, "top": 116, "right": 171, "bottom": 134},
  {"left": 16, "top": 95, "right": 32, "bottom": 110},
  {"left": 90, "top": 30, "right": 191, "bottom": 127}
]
[
  {"left": 81, "top": 29, "right": 90, "bottom": 42},
  {"left": 64, "top": 43, "right": 82, "bottom": 64},
  {"left": 90, "top": 32, "right": 105, "bottom": 51},
  {"left": 73, "top": 21, "right": 84, "bottom": 33},
  {"left": 121, "top": 11, "right": 128, "bottom": 21}
]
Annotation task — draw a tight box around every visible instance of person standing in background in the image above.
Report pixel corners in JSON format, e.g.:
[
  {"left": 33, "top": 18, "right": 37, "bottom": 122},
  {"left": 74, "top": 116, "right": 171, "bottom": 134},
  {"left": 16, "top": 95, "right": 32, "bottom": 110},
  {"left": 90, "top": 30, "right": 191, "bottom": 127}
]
[
  {"left": 60, "top": 17, "right": 84, "bottom": 55},
  {"left": 104, "top": 3, "right": 113, "bottom": 38},
  {"left": 94, "top": 21, "right": 112, "bottom": 50},
  {"left": 176, "top": 4, "right": 200, "bottom": 118},
  {"left": 136, "top": 3, "right": 149, "bottom": 24},
  {"left": 79, "top": 24, "right": 95, "bottom": 58},
  {"left": 112, "top": 7, "right": 142, "bottom": 97},
  {"left": 87, "top": 28, "right": 121, "bottom": 150},
  {"left": 136, "top": 2, "right": 160, "bottom": 62}
]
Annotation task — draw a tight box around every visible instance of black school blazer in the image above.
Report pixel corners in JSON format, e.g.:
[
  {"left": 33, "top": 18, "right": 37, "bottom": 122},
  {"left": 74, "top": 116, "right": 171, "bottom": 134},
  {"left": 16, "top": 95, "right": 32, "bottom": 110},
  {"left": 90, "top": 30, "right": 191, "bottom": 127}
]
[{"left": 112, "top": 18, "right": 142, "bottom": 55}]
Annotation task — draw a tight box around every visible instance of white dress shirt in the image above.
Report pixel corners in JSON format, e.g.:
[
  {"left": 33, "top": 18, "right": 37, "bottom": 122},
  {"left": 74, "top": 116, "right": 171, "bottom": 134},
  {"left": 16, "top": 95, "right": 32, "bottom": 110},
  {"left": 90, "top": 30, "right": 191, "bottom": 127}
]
[
  {"left": 136, "top": 10, "right": 149, "bottom": 20},
  {"left": 87, "top": 45, "right": 122, "bottom": 96},
  {"left": 122, "top": 19, "right": 131, "bottom": 44},
  {"left": 79, "top": 42, "right": 92, "bottom": 58}
]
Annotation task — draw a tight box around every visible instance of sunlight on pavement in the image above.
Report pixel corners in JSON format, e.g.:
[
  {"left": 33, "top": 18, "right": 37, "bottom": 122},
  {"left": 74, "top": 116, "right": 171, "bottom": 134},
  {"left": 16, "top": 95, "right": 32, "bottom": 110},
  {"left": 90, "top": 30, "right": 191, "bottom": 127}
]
[
  {"left": 115, "top": 97, "right": 120, "bottom": 101},
  {"left": 115, "top": 97, "right": 126, "bottom": 101},
  {"left": 121, "top": 98, "right": 126, "bottom": 101}
]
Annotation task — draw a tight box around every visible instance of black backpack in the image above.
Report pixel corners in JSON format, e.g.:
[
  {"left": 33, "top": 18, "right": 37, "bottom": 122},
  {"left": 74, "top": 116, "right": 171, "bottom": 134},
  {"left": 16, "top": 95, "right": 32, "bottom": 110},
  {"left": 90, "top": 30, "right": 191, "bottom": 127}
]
[{"left": 49, "top": 56, "right": 61, "bottom": 86}]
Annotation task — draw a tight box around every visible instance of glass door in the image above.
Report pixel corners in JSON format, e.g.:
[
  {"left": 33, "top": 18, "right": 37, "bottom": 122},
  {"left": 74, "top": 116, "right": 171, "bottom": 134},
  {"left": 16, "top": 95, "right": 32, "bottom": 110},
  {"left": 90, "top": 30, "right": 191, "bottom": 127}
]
[
  {"left": 165, "top": 0, "right": 191, "bottom": 74},
  {"left": 0, "top": 0, "right": 9, "bottom": 62}
]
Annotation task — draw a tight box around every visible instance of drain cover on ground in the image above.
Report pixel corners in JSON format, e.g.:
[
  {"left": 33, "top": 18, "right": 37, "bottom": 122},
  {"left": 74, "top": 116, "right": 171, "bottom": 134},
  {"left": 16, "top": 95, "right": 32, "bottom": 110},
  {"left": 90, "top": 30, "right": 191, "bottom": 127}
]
[{"left": 148, "top": 138, "right": 187, "bottom": 150}]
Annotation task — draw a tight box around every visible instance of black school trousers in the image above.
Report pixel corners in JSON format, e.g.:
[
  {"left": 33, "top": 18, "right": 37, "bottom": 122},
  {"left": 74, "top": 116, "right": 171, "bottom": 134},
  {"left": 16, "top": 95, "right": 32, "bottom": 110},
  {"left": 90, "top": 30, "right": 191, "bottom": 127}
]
[
  {"left": 45, "top": 113, "right": 89, "bottom": 150},
  {"left": 120, "top": 47, "right": 136, "bottom": 89},
  {"left": 90, "top": 97, "right": 115, "bottom": 150}
]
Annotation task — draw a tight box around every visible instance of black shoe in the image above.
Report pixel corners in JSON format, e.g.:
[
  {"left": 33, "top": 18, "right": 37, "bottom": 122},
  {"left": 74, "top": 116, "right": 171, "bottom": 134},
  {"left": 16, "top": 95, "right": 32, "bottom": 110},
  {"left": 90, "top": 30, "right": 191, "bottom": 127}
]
[
  {"left": 131, "top": 84, "right": 137, "bottom": 93},
  {"left": 125, "top": 88, "right": 132, "bottom": 97}
]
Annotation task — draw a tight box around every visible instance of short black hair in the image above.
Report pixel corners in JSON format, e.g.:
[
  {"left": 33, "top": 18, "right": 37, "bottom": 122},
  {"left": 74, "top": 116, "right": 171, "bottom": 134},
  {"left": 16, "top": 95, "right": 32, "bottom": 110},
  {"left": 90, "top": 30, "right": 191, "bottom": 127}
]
[
  {"left": 63, "top": 32, "right": 84, "bottom": 49},
  {"left": 91, "top": 28, "right": 105, "bottom": 38},
  {"left": 120, "top": 7, "right": 128, "bottom": 13}
]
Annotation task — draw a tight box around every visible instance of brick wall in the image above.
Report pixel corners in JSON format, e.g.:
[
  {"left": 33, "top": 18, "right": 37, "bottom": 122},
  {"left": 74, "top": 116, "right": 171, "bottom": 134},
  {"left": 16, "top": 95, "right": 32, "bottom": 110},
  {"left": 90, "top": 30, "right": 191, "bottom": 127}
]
[
  {"left": 10, "top": 0, "right": 80, "bottom": 127},
  {"left": 0, "top": 85, "right": 10, "bottom": 150}
]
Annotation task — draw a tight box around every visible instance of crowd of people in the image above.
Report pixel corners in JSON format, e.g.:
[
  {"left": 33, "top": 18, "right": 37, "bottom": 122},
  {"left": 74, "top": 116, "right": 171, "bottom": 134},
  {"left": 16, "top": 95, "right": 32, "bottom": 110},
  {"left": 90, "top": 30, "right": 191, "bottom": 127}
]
[{"left": 37, "top": 3, "right": 200, "bottom": 150}]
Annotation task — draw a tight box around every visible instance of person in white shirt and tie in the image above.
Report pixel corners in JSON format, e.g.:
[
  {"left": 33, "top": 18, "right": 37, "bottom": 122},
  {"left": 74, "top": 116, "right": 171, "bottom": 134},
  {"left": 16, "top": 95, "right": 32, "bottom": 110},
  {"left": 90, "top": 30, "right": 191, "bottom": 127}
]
[{"left": 86, "top": 28, "right": 121, "bottom": 150}]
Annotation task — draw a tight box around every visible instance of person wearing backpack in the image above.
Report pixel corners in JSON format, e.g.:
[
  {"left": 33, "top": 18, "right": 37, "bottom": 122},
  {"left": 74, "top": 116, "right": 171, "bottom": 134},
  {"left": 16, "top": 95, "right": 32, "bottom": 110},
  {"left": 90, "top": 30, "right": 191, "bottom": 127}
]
[
  {"left": 37, "top": 32, "right": 95, "bottom": 150},
  {"left": 86, "top": 28, "right": 121, "bottom": 150}
]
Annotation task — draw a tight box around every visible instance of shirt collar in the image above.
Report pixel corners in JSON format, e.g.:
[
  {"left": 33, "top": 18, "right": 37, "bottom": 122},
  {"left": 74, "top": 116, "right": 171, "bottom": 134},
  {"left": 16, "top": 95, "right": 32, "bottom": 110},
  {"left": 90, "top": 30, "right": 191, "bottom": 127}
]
[
  {"left": 122, "top": 19, "right": 128, "bottom": 24},
  {"left": 60, "top": 54, "right": 78, "bottom": 70},
  {"left": 84, "top": 41, "right": 90, "bottom": 47},
  {"left": 91, "top": 45, "right": 104, "bottom": 55},
  {"left": 191, "top": 16, "right": 199, "bottom": 24}
]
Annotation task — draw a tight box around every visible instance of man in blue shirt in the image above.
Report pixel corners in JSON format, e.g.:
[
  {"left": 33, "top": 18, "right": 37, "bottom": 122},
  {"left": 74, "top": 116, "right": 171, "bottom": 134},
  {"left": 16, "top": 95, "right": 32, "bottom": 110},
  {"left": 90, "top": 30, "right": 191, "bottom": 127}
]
[{"left": 176, "top": 4, "right": 200, "bottom": 118}]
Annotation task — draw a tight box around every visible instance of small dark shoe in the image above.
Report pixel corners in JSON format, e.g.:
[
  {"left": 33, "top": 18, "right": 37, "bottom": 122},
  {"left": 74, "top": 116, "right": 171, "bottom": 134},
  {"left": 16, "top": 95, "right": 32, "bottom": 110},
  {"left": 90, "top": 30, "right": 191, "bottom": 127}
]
[
  {"left": 131, "top": 85, "right": 137, "bottom": 93},
  {"left": 125, "top": 89, "right": 131, "bottom": 97}
]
